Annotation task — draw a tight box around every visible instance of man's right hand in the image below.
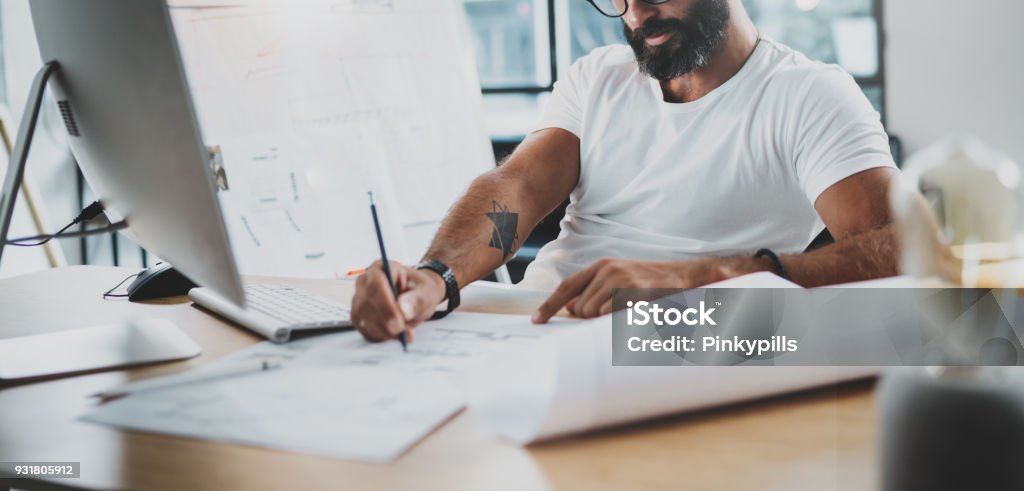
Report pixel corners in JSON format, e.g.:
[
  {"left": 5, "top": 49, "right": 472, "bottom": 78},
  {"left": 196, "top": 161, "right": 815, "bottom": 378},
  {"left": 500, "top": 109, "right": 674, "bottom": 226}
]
[{"left": 350, "top": 260, "right": 447, "bottom": 343}]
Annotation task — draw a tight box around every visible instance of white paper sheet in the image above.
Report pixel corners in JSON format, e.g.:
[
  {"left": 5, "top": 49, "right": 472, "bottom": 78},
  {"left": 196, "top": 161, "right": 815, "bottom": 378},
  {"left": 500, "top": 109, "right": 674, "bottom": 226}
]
[
  {"left": 467, "top": 315, "right": 877, "bottom": 444},
  {"left": 704, "top": 271, "right": 803, "bottom": 289},
  {"left": 83, "top": 313, "right": 576, "bottom": 461},
  {"left": 824, "top": 275, "right": 925, "bottom": 288},
  {"left": 84, "top": 366, "right": 463, "bottom": 462},
  {"left": 210, "top": 311, "right": 581, "bottom": 372},
  {"left": 84, "top": 309, "right": 874, "bottom": 455}
]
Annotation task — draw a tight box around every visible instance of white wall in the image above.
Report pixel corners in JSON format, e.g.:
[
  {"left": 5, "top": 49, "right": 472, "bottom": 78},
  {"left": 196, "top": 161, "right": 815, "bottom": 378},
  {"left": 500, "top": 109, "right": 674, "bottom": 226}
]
[{"left": 885, "top": 0, "right": 1024, "bottom": 163}]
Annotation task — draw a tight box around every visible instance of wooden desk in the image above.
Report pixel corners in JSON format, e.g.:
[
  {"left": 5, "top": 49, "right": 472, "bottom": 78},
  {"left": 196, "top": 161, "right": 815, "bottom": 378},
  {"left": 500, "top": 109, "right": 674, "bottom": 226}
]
[{"left": 0, "top": 267, "right": 877, "bottom": 490}]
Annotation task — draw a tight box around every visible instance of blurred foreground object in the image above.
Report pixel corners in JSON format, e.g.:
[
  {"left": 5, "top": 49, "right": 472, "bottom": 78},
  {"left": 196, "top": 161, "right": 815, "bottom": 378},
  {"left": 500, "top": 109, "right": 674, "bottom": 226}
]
[
  {"left": 885, "top": 137, "right": 1024, "bottom": 490},
  {"left": 879, "top": 367, "right": 1024, "bottom": 491},
  {"left": 891, "top": 136, "right": 1024, "bottom": 287}
]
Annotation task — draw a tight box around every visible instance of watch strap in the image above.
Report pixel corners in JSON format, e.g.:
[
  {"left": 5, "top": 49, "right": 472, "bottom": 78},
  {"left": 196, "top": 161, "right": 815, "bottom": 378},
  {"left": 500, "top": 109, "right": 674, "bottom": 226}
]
[
  {"left": 754, "top": 248, "right": 790, "bottom": 280},
  {"left": 416, "top": 259, "right": 459, "bottom": 319}
]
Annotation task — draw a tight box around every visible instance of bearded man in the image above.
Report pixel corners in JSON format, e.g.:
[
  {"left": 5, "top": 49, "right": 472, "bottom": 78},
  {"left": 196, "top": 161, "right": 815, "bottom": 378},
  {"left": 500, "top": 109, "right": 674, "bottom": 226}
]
[{"left": 350, "top": 0, "right": 898, "bottom": 342}]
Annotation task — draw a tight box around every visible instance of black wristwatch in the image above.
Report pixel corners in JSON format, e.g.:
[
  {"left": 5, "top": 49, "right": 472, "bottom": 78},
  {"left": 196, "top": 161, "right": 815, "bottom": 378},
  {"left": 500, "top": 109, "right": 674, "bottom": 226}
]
[{"left": 416, "top": 259, "right": 460, "bottom": 319}]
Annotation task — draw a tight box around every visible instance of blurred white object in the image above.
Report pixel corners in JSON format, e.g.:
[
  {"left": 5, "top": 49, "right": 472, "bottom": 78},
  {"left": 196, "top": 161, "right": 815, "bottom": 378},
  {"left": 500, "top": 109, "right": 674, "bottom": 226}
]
[
  {"left": 0, "top": 319, "right": 200, "bottom": 382},
  {"left": 891, "top": 135, "right": 1024, "bottom": 286}
]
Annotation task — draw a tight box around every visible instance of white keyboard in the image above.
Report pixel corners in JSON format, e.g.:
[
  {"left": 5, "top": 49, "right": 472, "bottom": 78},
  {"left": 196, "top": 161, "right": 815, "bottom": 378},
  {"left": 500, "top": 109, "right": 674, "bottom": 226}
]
[{"left": 189, "top": 284, "right": 351, "bottom": 343}]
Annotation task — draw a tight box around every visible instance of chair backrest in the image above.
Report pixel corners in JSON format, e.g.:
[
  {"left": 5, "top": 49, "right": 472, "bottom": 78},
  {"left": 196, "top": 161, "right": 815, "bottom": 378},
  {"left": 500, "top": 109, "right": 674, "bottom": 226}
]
[{"left": 493, "top": 264, "right": 513, "bottom": 284}]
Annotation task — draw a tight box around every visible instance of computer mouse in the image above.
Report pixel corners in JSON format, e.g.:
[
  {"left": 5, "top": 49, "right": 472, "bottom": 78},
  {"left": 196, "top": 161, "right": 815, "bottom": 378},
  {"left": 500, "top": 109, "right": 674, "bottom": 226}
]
[{"left": 126, "top": 263, "right": 198, "bottom": 301}]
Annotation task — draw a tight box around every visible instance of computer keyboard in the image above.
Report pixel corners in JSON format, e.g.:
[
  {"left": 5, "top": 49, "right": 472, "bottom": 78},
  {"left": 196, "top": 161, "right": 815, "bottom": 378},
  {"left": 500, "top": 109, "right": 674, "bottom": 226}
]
[{"left": 189, "top": 284, "right": 351, "bottom": 343}]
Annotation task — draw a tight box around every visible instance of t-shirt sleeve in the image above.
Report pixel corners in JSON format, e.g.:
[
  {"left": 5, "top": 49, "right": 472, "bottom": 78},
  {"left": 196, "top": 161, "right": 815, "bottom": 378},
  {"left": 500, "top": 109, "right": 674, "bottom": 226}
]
[
  {"left": 792, "top": 67, "right": 897, "bottom": 204},
  {"left": 532, "top": 51, "right": 594, "bottom": 137}
]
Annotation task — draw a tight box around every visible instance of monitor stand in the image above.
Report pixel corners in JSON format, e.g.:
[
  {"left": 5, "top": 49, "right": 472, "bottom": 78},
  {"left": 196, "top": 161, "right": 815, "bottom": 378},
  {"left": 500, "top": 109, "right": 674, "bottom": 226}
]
[
  {"left": 0, "top": 63, "right": 202, "bottom": 384},
  {"left": 0, "top": 62, "right": 57, "bottom": 264}
]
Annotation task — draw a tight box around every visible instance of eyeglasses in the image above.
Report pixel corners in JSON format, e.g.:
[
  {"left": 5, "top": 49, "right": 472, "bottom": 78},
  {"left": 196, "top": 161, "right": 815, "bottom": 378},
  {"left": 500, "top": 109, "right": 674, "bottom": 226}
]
[{"left": 585, "top": 0, "right": 673, "bottom": 19}]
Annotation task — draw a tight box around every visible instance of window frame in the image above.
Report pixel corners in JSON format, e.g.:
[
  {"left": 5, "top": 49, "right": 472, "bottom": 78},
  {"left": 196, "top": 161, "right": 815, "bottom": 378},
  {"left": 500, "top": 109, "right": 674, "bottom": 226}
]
[
  {"left": 860, "top": 0, "right": 887, "bottom": 123},
  {"left": 478, "top": 0, "right": 559, "bottom": 94}
]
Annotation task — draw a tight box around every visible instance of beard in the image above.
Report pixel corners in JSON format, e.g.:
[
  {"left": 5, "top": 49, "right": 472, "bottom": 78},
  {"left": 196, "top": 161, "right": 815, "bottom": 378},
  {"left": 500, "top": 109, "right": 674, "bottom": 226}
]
[{"left": 623, "top": 0, "right": 731, "bottom": 81}]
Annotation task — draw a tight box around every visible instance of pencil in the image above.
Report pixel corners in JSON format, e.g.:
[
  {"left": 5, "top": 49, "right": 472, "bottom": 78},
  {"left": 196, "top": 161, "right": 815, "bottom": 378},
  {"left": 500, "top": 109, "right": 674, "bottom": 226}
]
[
  {"left": 95, "top": 360, "right": 282, "bottom": 398},
  {"left": 368, "top": 192, "right": 408, "bottom": 352}
]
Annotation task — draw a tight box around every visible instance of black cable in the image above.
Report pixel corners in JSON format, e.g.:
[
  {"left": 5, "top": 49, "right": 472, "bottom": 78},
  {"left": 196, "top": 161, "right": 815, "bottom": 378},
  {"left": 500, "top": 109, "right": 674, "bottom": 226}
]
[
  {"left": 11, "top": 220, "right": 76, "bottom": 246},
  {"left": 5, "top": 201, "right": 126, "bottom": 246},
  {"left": 103, "top": 272, "right": 140, "bottom": 299},
  {"left": 6, "top": 221, "right": 128, "bottom": 245},
  {"left": 7, "top": 200, "right": 104, "bottom": 245}
]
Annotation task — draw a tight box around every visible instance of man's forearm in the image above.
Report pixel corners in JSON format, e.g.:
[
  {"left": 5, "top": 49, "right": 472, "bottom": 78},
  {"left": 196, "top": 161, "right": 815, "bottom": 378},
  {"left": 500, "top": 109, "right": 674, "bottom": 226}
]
[
  {"left": 709, "top": 225, "right": 901, "bottom": 287},
  {"left": 421, "top": 129, "right": 580, "bottom": 288},
  {"left": 421, "top": 170, "right": 533, "bottom": 287},
  {"left": 782, "top": 225, "right": 900, "bottom": 286},
  {"left": 422, "top": 168, "right": 573, "bottom": 286}
]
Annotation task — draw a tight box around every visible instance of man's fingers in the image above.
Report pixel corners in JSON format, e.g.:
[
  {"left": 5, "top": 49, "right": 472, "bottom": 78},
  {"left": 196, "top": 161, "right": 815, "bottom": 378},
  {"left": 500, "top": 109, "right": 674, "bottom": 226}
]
[
  {"left": 355, "top": 317, "right": 386, "bottom": 342},
  {"left": 396, "top": 286, "right": 436, "bottom": 329},
  {"left": 391, "top": 261, "right": 413, "bottom": 292},
  {"left": 353, "top": 261, "right": 449, "bottom": 344},
  {"left": 533, "top": 265, "right": 599, "bottom": 324},
  {"left": 577, "top": 281, "right": 613, "bottom": 319},
  {"left": 353, "top": 267, "right": 406, "bottom": 342},
  {"left": 354, "top": 309, "right": 391, "bottom": 342},
  {"left": 369, "top": 268, "right": 401, "bottom": 336},
  {"left": 565, "top": 297, "right": 578, "bottom": 317},
  {"left": 598, "top": 299, "right": 613, "bottom": 316},
  {"left": 574, "top": 266, "right": 615, "bottom": 318},
  {"left": 368, "top": 306, "right": 405, "bottom": 341}
]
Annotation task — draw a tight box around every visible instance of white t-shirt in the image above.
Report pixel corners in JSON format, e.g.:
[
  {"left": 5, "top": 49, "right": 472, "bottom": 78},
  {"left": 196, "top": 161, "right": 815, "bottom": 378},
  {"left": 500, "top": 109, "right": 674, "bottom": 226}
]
[{"left": 519, "top": 38, "right": 896, "bottom": 290}]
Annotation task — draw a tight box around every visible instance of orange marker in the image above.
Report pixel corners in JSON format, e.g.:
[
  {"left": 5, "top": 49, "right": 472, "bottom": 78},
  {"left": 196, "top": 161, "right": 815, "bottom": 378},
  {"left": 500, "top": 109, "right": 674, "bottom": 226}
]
[{"left": 345, "top": 268, "right": 367, "bottom": 277}]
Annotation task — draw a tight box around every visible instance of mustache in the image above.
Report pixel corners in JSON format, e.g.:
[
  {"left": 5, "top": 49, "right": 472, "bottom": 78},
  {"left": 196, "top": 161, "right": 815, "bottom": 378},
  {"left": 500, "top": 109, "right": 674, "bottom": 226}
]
[{"left": 625, "top": 17, "right": 686, "bottom": 43}]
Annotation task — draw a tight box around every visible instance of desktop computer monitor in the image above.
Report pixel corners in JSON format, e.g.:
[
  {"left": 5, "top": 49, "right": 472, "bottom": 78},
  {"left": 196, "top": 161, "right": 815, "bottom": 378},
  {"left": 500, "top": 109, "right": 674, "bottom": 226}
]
[{"left": 18, "top": 0, "right": 245, "bottom": 306}]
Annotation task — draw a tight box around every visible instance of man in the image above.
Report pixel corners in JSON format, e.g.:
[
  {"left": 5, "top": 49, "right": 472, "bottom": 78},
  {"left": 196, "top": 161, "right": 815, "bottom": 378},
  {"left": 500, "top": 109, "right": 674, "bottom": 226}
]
[{"left": 351, "top": 0, "right": 898, "bottom": 342}]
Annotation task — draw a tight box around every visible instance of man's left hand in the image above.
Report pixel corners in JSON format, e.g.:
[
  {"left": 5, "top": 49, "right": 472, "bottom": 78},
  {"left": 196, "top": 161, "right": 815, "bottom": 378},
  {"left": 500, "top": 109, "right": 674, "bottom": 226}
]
[{"left": 531, "top": 257, "right": 766, "bottom": 323}]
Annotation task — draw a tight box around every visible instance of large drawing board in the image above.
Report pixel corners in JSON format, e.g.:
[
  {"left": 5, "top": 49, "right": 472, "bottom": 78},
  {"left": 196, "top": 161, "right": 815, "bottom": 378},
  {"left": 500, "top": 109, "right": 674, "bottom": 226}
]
[{"left": 168, "top": 0, "right": 494, "bottom": 277}]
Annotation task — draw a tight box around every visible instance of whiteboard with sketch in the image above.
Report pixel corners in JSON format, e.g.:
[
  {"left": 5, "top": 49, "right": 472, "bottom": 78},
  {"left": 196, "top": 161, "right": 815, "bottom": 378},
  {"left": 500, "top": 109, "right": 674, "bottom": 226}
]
[{"left": 167, "top": 0, "right": 495, "bottom": 277}]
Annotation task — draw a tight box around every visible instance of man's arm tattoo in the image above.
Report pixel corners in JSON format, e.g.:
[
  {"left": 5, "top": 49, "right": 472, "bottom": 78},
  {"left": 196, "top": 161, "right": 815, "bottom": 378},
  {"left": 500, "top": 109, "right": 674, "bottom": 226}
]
[{"left": 486, "top": 200, "right": 519, "bottom": 260}]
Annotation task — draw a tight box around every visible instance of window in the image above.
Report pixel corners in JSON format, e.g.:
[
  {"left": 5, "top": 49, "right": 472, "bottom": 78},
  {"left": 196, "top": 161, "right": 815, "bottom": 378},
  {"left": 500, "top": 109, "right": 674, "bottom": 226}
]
[
  {"left": 742, "top": 0, "right": 884, "bottom": 113},
  {"left": 466, "top": 0, "right": 885, "bottom": 137},
  {"left": 561, "top": 0, "right": 626, "bottom": 66},
  {"left": 464, "top": 0, "right": 552, "bottom": 90}
]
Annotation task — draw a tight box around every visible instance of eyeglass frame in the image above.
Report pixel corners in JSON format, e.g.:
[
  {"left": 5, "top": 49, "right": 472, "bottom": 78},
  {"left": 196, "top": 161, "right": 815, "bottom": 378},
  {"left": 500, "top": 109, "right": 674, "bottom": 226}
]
[{"left": 585, "top": 0, "right": 673, "bottom": 19}]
